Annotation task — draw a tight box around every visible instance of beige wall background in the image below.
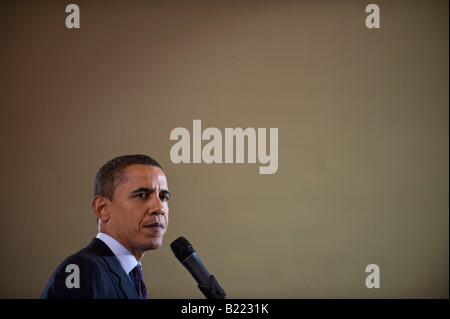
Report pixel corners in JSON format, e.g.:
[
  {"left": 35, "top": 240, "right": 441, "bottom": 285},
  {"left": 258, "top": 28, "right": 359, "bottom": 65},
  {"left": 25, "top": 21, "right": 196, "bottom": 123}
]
[{"left": 0, "top": 0, "right": 448, "bottom": 298}]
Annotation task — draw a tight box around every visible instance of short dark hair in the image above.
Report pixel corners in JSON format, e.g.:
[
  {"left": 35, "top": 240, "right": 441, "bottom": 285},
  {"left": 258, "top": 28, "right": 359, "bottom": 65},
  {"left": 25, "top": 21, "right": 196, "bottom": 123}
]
[{"left": 94, "top": 154, "right": 163, "bottom": 200}]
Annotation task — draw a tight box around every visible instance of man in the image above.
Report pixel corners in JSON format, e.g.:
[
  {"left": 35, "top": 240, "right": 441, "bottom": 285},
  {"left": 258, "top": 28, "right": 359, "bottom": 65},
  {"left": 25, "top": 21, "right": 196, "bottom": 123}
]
[{"left": 40, "top": 154, "right": 171, "bottom": 299}]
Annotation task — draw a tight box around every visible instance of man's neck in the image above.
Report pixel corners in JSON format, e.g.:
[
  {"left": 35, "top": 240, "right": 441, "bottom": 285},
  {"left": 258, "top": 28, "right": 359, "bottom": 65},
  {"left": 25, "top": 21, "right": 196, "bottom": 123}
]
[{"left": 98, "top": 229, "right": 145, "bottom": 263}]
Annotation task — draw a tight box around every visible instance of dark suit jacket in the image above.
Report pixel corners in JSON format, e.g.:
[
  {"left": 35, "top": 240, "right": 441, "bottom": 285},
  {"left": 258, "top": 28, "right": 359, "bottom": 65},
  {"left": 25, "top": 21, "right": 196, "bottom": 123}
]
[{"left": 40, "top": 238, "right": 140, "bottom": 299}]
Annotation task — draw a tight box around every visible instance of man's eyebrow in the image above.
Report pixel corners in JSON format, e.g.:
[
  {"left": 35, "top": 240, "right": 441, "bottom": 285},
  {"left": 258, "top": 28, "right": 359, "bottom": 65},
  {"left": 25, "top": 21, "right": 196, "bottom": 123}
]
[
  {"left": 130, "top": 187, "right": 155, "bottom": 195},
  {"left": 130, "top": 187, "right": 171, "bottom": 197}
]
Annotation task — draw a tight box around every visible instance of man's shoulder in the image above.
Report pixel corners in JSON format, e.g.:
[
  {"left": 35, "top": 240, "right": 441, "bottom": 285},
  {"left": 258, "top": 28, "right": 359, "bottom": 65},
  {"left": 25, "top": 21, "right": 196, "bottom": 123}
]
[
  {"left": 50, "top": 239, "right": 107, "bottom": 273},
  {"left": 40, "top": 238, "right": 119, "bottom": 299},
  {"left": 62, "top": 238, "right": 108, "bottom": 263}
]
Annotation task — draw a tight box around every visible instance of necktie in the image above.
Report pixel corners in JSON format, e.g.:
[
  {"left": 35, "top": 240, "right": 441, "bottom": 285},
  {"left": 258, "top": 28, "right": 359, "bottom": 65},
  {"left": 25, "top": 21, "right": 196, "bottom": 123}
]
[{"left": 131, "top": 265, "right": 148, "bottom": 299}]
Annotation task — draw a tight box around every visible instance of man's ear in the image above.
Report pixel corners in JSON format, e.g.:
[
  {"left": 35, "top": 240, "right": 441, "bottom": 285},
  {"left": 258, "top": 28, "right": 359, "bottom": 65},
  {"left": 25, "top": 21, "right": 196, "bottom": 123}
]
[{"left": 91, "top": 195, "right": 110, "bottom": 223}]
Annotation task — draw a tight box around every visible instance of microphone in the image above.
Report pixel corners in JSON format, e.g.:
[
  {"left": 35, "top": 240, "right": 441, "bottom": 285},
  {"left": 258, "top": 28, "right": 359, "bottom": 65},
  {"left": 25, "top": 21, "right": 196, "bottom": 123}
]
[{"left": 170, "top": 236, "right": 226, "bottom": 299}]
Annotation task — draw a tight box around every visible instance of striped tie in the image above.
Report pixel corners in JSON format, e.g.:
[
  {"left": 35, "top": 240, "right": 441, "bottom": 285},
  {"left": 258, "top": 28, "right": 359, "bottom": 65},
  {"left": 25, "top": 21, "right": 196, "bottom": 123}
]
[{"left": 131, "top": 264, "right": 148, "bottom": 299}]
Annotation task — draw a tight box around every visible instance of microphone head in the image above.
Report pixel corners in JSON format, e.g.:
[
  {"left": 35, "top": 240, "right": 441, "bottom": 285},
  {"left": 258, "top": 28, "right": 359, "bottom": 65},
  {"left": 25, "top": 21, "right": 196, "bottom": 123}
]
[{"left": 171, "top": 236, "right": 196, "bottom": 263}]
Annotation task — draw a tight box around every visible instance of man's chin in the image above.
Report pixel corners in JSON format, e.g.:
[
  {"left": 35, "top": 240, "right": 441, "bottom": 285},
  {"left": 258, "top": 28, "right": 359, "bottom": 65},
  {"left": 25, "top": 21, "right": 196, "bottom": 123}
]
[{"left": 142, "top": 238, "right": 164, "bottom": 251}]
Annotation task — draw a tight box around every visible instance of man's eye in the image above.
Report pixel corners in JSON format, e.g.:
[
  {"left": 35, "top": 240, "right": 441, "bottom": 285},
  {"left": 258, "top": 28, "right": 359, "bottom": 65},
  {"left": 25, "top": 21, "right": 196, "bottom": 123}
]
[
  {"left": 160, "top": 194, "right": 170, "bottom": 201},
  {"left": 136, "top": 193, "right": 148, "bottom": 198}
]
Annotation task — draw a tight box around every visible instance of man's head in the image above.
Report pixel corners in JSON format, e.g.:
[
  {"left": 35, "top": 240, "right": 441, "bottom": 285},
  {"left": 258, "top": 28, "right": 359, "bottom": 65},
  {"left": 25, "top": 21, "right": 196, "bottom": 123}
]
[
  {"left": 94, "top": 154, "right": 163, "bottom": 200},
  {"left": 92, "top": 155, "right": 170, "bottom": 261}
]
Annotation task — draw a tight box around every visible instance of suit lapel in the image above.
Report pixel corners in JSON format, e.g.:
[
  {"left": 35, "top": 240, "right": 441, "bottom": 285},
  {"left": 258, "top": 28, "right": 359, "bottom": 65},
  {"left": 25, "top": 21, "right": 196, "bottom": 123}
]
[
  {"left": 87, "top": 238, "right": 140, "bottom": 299},
  {"left": 103, "top": 255, "right": 140, "bottom": 299}
]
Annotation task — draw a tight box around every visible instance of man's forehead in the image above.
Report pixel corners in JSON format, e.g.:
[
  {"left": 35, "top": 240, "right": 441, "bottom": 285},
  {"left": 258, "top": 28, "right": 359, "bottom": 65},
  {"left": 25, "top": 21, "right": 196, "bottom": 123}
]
[{"left": 121, "top": 164, "right": 168, "bottom": 187}]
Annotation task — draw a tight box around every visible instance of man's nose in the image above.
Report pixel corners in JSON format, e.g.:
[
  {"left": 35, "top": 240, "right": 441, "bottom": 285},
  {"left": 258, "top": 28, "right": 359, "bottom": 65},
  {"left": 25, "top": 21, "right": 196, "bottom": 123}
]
[{"left": 149, "top": 196, "right": 166, "bottom": 215}]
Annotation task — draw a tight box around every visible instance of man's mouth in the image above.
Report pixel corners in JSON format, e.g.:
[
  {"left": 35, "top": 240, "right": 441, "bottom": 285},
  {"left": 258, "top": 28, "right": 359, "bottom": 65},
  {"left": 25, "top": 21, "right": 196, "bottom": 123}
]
[{"left": 143, "top": 222, "right": 165, "bottom": 229}]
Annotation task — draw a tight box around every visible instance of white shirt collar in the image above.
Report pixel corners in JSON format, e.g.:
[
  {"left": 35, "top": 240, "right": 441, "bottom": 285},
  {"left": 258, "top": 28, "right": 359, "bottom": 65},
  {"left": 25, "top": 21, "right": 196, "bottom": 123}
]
[{"left": 96, "top": 232, "right": 140, "bottom": 275}]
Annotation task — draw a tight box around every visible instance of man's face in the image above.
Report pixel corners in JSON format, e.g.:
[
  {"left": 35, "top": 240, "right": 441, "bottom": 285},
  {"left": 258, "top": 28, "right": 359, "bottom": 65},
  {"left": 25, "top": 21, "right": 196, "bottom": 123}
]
[{"left": 104, "top": 164, "right": 170, "bottom": 256}]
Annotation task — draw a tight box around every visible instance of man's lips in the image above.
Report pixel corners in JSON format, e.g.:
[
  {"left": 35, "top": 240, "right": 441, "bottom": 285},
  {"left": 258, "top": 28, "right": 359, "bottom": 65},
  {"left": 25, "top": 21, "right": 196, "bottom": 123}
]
[{"left": 143, "top": 222, "right": 165, "bottom": 229}]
